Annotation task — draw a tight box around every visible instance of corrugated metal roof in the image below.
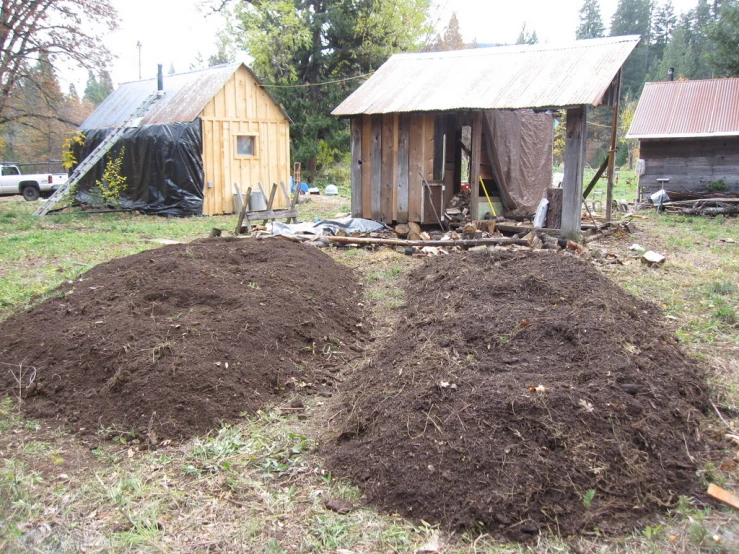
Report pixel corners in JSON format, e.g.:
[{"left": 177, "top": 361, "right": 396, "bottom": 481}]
[
  {"left": 626, "top": 78, "right": 739, "bottom": 139},
  {"left": 81, "top": 63, "right": 290, "bottom": 129},
  {"left": 332, "top": 36, "right": 640, "bottom": 115}
]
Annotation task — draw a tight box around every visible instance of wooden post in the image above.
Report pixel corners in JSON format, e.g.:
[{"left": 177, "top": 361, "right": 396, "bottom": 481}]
[
  {"left": 350, "top": 117, "right": 362, "bottom": 218},
  {"left": 470, "top": 111, "right": 483, "bottom": 221},
  {"left": 263, "top": 183, "right": 278, "bottom": 224},
  {"left": 396, "top": 114, "right": 410, "bottom": 223},
  {"left": 561, "top": 106, "right": 587, "bottom": 241},
  {"left": 606, "top": 70, "right": 622, "bottom": 222},
  {"left": 234, "top": 186, "right": 252, "bottom": 235},
  {"left": 546, "top": 187, "right": 563, "bottom": 228},
  {"left": 370, "top": 114, "right": 382, "bottom": 220}
]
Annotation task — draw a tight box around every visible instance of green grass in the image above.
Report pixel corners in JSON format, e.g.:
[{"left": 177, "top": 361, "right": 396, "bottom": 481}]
[{"left": 1, "top": 196, "right": 738, "bottom": 552}]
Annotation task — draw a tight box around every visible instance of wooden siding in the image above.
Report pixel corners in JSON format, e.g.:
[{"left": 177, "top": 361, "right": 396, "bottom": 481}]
[
  {"left": 351, "top": 112, "right": 459, "bottom": 224},
  {"left": 639, "top": 137, "right": 739, "bottom": 194},
  {"left": 199, "top": 65, "right": 290, "bottom": 215}
]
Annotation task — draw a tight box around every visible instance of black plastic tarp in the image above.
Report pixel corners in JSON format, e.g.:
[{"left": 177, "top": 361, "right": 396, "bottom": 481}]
[{"left": 73, "top": 120, "right": 204, "bottom": 216}]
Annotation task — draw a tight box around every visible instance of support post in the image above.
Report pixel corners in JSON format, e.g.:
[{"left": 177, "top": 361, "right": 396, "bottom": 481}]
[
  {"left": 606, "top": 70, "right": 622, "bottom": 221},
  {"left": 561, "top": 106, "right": 587, "bottom": 241},
  {"left": 470, "top": 111, "right": 483, "bottom": 220}
]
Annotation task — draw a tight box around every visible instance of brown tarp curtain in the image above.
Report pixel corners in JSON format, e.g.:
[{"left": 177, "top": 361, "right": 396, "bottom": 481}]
[{"left": 485, "top": 109, "right": 553, "bottom": 215}]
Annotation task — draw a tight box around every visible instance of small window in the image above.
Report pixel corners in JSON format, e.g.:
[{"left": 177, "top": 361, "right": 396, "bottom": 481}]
[
  {"left": 235, "top": 135, "right": 257, "bottom": 157},
  {"left": 2, "top": 166, "right": 20, "bottom": 176}
]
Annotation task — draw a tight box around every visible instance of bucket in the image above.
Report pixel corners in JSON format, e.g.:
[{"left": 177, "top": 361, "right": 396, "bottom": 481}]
[{"left": 249, "top": 190, "right": 267, "bottom": 211}]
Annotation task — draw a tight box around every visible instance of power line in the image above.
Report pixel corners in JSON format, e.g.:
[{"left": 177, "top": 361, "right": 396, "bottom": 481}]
[{"left": 259, "top": 72, "right": 374, "bottom": 88}]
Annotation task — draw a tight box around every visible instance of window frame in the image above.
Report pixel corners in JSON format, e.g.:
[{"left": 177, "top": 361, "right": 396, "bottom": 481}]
[{"left": 234, "top": 133, "right": 259, "bottom": 159}]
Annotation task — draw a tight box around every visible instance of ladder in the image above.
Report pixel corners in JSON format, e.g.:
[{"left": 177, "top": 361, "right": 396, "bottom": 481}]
[{"left": 34, "top": 91, "right": 164, "bottom": 216}]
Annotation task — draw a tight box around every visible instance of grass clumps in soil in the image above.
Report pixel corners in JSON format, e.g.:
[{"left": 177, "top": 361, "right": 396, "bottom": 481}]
[
  {"left": 0, "top": 238, "right": 364, "bottom": 441},
  {"left": 324, "top": 251, "right": 711, "bottom": 541}
]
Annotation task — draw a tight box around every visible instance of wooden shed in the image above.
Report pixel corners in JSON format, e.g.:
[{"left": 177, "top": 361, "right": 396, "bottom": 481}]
[
  {"left": 333, "top": 36, "right": 640, "bottom": 238},
  {"left": 627, "top": 78, "right": 739, "bottom": 199},
  {"left": 79, "top": 63, "right": 291, "bottom": 216}
]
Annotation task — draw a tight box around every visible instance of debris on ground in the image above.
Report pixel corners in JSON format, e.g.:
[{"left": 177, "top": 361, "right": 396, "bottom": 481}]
[
  {"left": 0, "top": 239, "right": 365, "bottom": 440},
  {"left": 641, "top": 250, "right": 666, "bottom": 266},
  {"left": 324, "top": 251, "right": 709, "bottom": 541}
]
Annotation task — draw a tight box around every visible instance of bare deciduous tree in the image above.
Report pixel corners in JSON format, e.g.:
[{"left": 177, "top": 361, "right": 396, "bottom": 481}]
[{"left": 0, "top": 0, "right": 118, "bottom": 125}]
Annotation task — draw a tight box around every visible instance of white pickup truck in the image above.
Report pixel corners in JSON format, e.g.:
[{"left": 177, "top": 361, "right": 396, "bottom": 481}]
[{"left": 0, "top": 164, "right": 68, "bottom": 201}]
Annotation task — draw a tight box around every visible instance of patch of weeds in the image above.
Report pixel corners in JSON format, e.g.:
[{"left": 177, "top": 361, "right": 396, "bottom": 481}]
[
  {"left": 641, "top": 523, "right": 664, "bottom": 541},
  {"left": 582, "top": 488, "right": 596, "bottom": 508},
  {"left": 186, "top": 411, "right": 313, "bottom": 477},
  {"left": 712, "top": 305, "right": 737, "bottom": 326},
  {"left": 710, "top": 281, "right": 738, "bottom": 296}
]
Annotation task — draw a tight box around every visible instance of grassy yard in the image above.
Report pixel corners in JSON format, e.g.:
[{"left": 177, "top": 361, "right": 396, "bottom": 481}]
[{"left": 1, "top": 193, "right": 738, "bottom": 553}]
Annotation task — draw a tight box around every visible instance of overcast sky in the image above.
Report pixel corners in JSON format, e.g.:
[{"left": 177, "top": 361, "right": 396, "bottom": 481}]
[{"left": 93, "top": 0, "right": 700, "bottom": 88}]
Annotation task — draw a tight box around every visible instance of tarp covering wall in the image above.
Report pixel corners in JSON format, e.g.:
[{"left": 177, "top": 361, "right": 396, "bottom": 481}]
[
  {"left": 486, "top": 110, "right": 553, "bottom": 215},
  {"left": 74, "top": 120, "right": 204, "bottom": 216}
]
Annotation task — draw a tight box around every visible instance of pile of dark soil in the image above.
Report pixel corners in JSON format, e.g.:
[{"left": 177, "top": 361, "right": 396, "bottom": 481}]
[
  {"left": 0, "top": 238, "right": 363, "bottom": 440},
  {"left": 324, "top": 251, "right": 709, "bottom": 540}
]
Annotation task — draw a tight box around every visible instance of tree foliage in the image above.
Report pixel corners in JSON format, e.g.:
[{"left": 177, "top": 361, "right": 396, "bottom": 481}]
[
  {"left": 0, "top": 0, "right": 118, "bottom": 126},
  {"left": 83, "top": 71, "right": 114, "bottom": 107},
  {"left": 516, "top": 22, "right": 539, "bottom": 44},
  {"left": 707, "top": 0, "right": 739, "bottom": 76},
  {"left": 430, "top": 12, "right": 471, "bottom": 51},
  {"left": 218, "top": 0, "right": 431, "bottom": 178},
  {"left": 576, "top": 0, "right": 606, "bottom": 39},
  {"left": 610, "top": 0, "right": 652, "bottom": 98}
]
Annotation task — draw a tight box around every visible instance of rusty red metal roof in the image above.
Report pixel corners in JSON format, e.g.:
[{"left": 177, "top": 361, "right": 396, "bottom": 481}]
[
  {"left": 627, "top": 78, "right": 739, "bottom": 139},
  {"left": 81, "top": 63, "right": 290, "bottom": 129},
  {"left": 332, "top": 36, "right": 640, "bottom": 115}
]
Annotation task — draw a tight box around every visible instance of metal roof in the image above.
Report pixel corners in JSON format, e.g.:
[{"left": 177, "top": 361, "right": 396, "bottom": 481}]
[
  {"left": 332, "top": 36, "right": 640, "bottom": 115},
  {"left": 626, "top": 78, "right": 739, "bottom": 139},
  {"left": 81, "top": 63, "right": 290, "bottom": 129}
]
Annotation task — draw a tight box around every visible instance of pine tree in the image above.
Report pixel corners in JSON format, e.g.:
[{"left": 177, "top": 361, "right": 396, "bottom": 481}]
[
  {"left": 576, "top": 0, "right": 606, "bottom": 39},
  {"left": 516, "top": 22, "right": 539, "bottom": 44},
  {"left": 431, "top": 12, "right": 466, "bottom": 51},
  {"left": 83, "top": 71, "right": 114, "bottom": 107},
  {"left": 648, "top": 25, "right": 697, "bottom": 80},
  {"left": 707, "top": 0, "right": 739, "bottom": 76},
  {"left": 610, "top": 0, "right": 652, "bottom": 97},
  {"left": 651, "top": 1, "right": 677, "bottom": 63}
]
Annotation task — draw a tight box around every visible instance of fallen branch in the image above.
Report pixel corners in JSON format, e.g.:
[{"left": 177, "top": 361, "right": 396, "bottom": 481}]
[{"left": 315, "top": 236, "right": 531, "bottom": 248}]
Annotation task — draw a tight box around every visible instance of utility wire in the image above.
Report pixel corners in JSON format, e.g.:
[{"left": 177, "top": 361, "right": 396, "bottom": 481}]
[{"left": 259, "top": 72, "right": 374, "bottom": 88}]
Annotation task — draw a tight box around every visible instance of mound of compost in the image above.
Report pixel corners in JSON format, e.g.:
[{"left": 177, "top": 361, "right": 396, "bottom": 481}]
[
  {"left": 0, "top": 238, "right": 363, "bottom": 440},
  {"left": 325, "top": 251, "right": 709, "bottom": 540}
]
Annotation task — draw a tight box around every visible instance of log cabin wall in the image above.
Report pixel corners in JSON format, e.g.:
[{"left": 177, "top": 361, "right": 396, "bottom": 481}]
[
  {"left": 350, "top": 112, "right": 460, "bottom": 224},
  {"left": 199, "top": 65, "right": 291, "bottom": 215},
  {"left": 639, "top": 137, "right": 739, "bottom": 195}
]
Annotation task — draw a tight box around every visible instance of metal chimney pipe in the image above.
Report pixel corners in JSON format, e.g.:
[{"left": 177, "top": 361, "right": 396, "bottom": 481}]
[
  {"left": 667, "top": 68, "right": 674, "bottom": 82},
  {"left": 157, "top": 64, "right": 164, "bottom": 91}
]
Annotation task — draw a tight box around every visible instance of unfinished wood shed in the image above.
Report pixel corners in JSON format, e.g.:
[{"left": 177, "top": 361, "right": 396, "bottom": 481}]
[
  {"left": 333, "top": 36, "right": 640, "bottom": 239},
  {"left": 627, "top": 78, "right": 739, "bottom": 199},
  {"left": 78, "top": 63, "right": 291, "bottom": 216}
]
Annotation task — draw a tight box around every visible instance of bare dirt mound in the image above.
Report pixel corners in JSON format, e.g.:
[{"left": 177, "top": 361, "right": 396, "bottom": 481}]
[
  {"left": 0, "top": 238, "right": 363, "bottom": 440},
  {"left": 324, "top": 251, "right": 710, "bottom": 541}
]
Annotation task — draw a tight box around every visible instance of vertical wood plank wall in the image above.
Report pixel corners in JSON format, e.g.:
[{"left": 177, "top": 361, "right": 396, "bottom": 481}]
[
  {"left": 351, "top": 112, "right": 448, "bottom": 223},
  {"left": 200, "top": 65, "right": 291, "bottom": 215}
]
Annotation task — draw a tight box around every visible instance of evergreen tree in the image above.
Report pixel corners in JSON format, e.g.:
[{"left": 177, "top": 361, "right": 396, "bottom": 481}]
[
  {"left": 516, "top": 22, "right": 539, "bottom": 44},
  {"left": 222, "top": 0, "right": 431, "bottom": 178},
  {"left": 168, "top": 62, "right": 176, "bottom": 75},
  {"left": 576, "top": 0, "right": 606, "bottom": 39},
  {"left": 707, "top": 0, "right": 739, "bottom": 76},
  {"left": 648, "top": 25, "right": 697, "bottom": 80},
  {"left": 651, "top": 1, "right": 677, "bottom": 63},
  {"left": 431, "top": 12, "right": 466, "bottom": 51},
  {"left": 610, "top": 0, "right": 652, "bottom": 98},
  {"left": 83, "top": 71, "right": 113, "bottom": 106}
]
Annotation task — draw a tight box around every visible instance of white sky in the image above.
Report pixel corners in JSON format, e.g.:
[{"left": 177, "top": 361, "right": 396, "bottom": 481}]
[{"left": 86, "top": 0, "right": 700, "bottom": 89}]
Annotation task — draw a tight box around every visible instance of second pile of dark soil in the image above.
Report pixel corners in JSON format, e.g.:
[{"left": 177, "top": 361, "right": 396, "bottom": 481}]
[
  {"left": 324, "top": 251, "right": 710, "bottom": 540},
  {"left": 0, "top": 238, "right": 363, "bottom": 440}
]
